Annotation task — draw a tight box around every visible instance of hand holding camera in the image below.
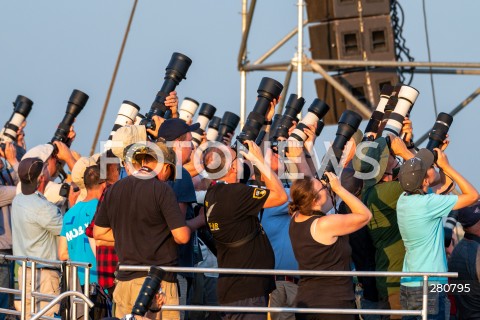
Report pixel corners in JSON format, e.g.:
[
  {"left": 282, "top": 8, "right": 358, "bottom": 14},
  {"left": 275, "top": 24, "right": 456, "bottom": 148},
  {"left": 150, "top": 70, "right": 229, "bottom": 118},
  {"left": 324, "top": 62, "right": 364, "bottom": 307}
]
[
  {"left": 145, "top": 115, "right": 165, "bottom": 139},
  {"left": 164, "top": 91, "right": 179, "bottom": 116},
  {"left": 239, "top": 140, "right": 263, "bottom": 166},
  {"left": 0, "top": 142, "right": 18, "bottom": 167},
  {"left": 434, "top": 148, "right": 450, "bottom": 170}
]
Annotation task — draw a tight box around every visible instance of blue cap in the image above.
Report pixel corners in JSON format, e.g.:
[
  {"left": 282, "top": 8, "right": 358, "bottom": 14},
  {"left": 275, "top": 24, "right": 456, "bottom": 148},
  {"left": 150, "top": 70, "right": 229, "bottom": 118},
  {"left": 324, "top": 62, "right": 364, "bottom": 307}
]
[{"left": 158, "top": 118, "right": 200, "bottom": 141}]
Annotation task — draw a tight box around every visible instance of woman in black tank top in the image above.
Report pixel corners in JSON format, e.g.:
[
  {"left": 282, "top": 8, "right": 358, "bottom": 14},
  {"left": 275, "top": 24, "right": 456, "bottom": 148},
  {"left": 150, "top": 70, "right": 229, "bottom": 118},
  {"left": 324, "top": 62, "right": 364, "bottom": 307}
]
[{"left": 288, "top": 173, "right": 372, "bottom": 320}]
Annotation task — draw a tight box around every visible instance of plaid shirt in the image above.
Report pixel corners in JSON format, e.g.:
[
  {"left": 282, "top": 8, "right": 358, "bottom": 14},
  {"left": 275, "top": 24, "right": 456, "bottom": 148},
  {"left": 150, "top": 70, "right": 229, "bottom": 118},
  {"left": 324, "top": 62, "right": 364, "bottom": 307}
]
[{"left": 86, "top": 185, "right": 118, "bottom": 289}]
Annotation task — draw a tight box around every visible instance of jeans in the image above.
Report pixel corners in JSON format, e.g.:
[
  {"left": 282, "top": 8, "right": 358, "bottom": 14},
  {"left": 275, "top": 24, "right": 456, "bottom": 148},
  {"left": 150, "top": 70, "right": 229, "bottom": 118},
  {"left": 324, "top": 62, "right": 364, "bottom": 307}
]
[
  {"left": 269, "top": 281, "right": 298, "bottom": 320},
  {"left": 400, "top": 285, "right": 450, "bottom": 320},
  {"left": 222, "top": 296, "right": 268, "bottom": 320}
]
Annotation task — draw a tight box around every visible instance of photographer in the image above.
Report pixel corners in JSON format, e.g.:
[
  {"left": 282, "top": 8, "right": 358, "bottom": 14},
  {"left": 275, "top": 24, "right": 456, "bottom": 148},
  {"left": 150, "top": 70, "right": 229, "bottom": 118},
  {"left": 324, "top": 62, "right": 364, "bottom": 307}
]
[
  {"left": 288, "top": 173, "right": 372, "bottom": 320},
  {"left": 397, "top": 148, "right": 478, "bottom": 319},
  {"left": 352, "top": 126, "right": 415, "bottom": 316},
  {"left": 0, "top": 142, "right": 19, "bottom": 318},
  {"left": 94, "top": 140, "right": 191, "bottom": 320},
  {"left": 202, "top": 140, "right": 287, "bottom": 319}
]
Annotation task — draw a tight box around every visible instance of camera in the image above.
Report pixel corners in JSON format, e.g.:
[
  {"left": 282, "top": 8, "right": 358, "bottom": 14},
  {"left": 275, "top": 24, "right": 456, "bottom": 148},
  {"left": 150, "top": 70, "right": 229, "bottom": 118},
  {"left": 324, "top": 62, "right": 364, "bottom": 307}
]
[
  {"left": 426, "top": 112, "right": 453, "bottom": 157},
  {"left": 191, "top": 102, "right": 217, "bottom": 147},
  {"left": 178, "top": 97, "right": 200, "bottom": 123},
  {"left": 51, "top": 89, "right": 89, "bottom": 146},
  {"left": 322, "top": 110, "right": 363, "bottom": 180},
  {"left": 378, "top": 84, "right": 419, "bottom": 138},
  {"left": 130, "top": 266, "right": 165, "bottom": 317},
  {"left": 216, "top": 112, "right": 240, "bottom": 144},
  {"left": 0, "top": 95, "right": 33, "bottom": 146},
  {"left": 236, "top": 77, "right": 283, "bottom": 146},
  {"left": 206, "top": 116, "right": 221, "bottom": 141},
  {"left": 363, "top": 84, "right": 394, "bottom": 141},
  {"left": 270, "top": 94, "right": 305, "bottom": 142},
  {"left": 107, "top": 100, "right": 141, "bottom": 141},
  {"left": 288, "top": 99, "right": 330, "bottom": 143},
  {"left": 141, "top": 52, "right": 192, "bottom": 131}
]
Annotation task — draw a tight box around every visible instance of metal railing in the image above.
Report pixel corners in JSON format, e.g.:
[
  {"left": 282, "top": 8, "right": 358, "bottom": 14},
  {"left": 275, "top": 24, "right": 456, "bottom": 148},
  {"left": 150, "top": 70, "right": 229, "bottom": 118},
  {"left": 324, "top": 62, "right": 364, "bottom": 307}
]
[
  {"left": 119, "top": 265, "right": 458, "bottom": 320},
  {"left": 0, "top": 254, "right": 93, "bottom": 320}
]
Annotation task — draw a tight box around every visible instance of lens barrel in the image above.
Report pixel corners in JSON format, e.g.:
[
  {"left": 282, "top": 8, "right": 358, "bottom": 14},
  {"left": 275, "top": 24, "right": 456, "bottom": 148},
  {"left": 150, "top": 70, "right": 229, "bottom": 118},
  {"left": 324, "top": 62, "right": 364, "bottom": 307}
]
[
  {"left": 0, "top": 95, "right": 34, "bottom": 143},
  {"left": 363, "top": 84, "right": 394, "bottom": 140},
  {"left": 289, "top": 99, "right": 330, "bottom": 142},
  {"left": 192, "top": 102, "right": 217, "bottom": 147},
  {"left": 426, "top": 112, "right": 453, "bottom": 152},
  {"left": 216, "top": 112, "right": 240, "bottom": 143},
  {"left": 51, "top": 89, "right": 89, "bottom": 145},
  {"left": 143, "top": 52, "right": 192, "bottom": 130},
  {"left": 131, "top": 266, "right": 165, "bottom": 316},
  {"left": 206, "top": 116, "right": 221, "bottom": 141}
]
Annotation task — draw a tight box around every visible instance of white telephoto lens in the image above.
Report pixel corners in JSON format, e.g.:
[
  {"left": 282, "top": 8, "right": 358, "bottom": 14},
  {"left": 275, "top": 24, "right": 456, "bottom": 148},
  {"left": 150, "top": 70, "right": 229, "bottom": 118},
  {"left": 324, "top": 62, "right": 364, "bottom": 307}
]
[
  {"left": 197, "top": 116, "right": 210, "bottom": 131},
  {"left": 2, "top": 113, "right": 25, "bottom": 142},
  {"left": 179, "top": 98, "right": 199, "bottom": 123},
  {"left": 206, "top": 128, "right": 219, "bottom": 141},
  {"left": 116, "top": 101, "right": 140, "bottom": 125}
]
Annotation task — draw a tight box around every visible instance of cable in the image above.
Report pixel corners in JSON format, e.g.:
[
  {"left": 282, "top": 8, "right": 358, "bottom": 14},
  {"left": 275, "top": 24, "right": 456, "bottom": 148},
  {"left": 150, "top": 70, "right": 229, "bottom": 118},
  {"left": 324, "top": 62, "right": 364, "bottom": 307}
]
[
  {"left": 390, "top": 0, "right": 415, "bottom": 84},
  {"left": 89, "top": 0, "right": 139, "bottom": 156},
  {"left": 422, "top": 0, "right": 439, "bottom": 118}
]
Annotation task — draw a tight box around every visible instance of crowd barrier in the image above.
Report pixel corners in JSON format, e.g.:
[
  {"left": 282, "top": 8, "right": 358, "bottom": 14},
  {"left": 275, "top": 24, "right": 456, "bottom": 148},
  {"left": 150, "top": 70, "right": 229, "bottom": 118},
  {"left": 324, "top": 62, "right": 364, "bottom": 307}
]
[
  {"left": 120, "top": 265, "right": 458, "bottom": 320},
  {"left": 0, "top": 254, "right": 93, "bottom": 320},
  {"left": 0, "top": 256, "right": 458, "bottom": 320}
]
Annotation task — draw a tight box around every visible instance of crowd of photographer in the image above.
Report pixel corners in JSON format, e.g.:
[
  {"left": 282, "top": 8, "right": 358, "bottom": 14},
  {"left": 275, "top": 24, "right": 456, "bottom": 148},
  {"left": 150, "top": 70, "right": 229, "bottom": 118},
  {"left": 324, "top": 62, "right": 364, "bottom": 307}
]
[{"left": 0, "top": 52, "right": 479, "bottom": 320}]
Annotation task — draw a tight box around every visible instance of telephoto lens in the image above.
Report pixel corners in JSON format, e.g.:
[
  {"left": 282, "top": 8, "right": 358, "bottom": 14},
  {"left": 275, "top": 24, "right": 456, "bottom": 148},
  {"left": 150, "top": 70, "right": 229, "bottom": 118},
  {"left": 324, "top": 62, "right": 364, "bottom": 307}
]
[
  {"left": 51, "top": 89, "right": 89, "bottom": 146},
  {"left": 178, "top": 97, "right": 200, "bottom": 123},
  {"left": 216, "top": 112, "right": 240, "bottom": 144},
  {"left": 289, "top": 98, "right": 330, "bottom": 142},
  {"left": 270, "top": 94, "right": 305, "bottom": 142},
  {"left": 206, "top": 116, "right": 221, "bottom": 141},
  {"left": 131, "top": 266, "right": 166, "bottom": 317},
  {"left": 363, "top": 84, "right": 394, "bottom": 140},
  {"left": 191, "top": 102, "right": 217, "bottom": 147},
  {"left": 107, "top": 100, "right": 140, "bottom": 141},
  {"left": 142, "top": 52, "right": 192, "bottom": 130},
  {"left": 0, "top": 95, "right": 33, "bottom": 144},
  {"left": 426, "top": 112, "right": 453, "bottom": 155},
  {"left": 315, "top": 119, "right": 325, "bottom": 137},
  {"left": 444, "top": 210, "right": 459, "bottom": 247},
  {"left": 236, "top": 77, "right": 283, "bottom": 145},
  {"left": 323, "top": 110, "right": 363, "bottom": 176},
  {"left": 380, "top": 84, "right": 419, "bottom": 138}
]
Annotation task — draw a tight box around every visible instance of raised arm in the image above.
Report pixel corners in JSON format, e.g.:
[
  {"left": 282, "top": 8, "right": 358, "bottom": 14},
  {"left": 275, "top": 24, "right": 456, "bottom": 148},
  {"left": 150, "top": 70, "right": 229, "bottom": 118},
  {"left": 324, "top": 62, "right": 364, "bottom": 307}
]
[{"left": 240, "top": 140, "right": 287, "bottom": 208}]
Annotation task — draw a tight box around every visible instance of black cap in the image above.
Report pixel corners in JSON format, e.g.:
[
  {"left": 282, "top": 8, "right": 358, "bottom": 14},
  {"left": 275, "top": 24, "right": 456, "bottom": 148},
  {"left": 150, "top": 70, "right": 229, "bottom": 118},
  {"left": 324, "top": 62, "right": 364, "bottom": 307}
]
[
  {"left": 158, "top": 118, "right": 201, "bottom": 141},
  {"left": 458, "top": 201, "right": 480, "bottom": 228},
  {"left": 18, "top": 157, "right": 44, "bottom": 195}
]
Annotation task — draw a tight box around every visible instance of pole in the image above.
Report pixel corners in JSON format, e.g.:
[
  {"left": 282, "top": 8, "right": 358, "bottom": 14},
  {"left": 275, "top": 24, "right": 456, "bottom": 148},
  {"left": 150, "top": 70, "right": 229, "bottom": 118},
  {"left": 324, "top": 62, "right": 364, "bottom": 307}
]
[
  {"left": 240, "top": 0, "right": 248, "bottom": 129},
  {"left": 89, "top": 0, "right": 138, "bottom": 156},
  {"left": 296, "top": 0, "right": 304, "bottom": 99}
]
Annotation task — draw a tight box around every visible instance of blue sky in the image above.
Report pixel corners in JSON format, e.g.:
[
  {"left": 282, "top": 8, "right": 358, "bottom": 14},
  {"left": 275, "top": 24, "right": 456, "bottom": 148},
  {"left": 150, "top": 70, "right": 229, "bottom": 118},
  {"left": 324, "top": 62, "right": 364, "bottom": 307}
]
[{"left": 0, "top": 0, "right": 478, "bottom": 187}]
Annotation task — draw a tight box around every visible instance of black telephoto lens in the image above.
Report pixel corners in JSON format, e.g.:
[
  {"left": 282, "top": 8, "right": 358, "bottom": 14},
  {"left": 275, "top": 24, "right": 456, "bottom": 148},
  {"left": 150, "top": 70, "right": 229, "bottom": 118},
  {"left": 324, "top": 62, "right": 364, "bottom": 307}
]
[
  {"left": 143, "top": 52, "right": 192, "bottom": 130},
  {"left": 270, "top": 94, "right": 305, "bottom": 141},
  {"left": 363, "top": 84, "right": 394, "bottom": 140},
  {"left": 216, "top": 112, "right": 240, "bottom": 144},
  {"left": 51, "top": 89, "right": 89, "bottom": 145},
  {"left": 237, "top": 77, "right": 283, "bottom": 145},
  {"left": 324, "top": 110, "right": 363, "bottom": 174},
  {"left": 131, "top": 266, "right": 165, "bottom": 317},
  {"left": 426, "top": 112, "right": 453, "bottom": 153},
  {"left": 315, "top": 120, "right": 325, "bottom": 137}
]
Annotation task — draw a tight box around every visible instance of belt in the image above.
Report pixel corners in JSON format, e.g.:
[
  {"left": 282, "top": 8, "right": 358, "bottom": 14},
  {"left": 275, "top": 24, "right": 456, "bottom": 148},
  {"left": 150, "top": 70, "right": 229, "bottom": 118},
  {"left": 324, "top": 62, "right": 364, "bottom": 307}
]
[{"left": 275, "top": 275, "right": 299, "bottom": 284}]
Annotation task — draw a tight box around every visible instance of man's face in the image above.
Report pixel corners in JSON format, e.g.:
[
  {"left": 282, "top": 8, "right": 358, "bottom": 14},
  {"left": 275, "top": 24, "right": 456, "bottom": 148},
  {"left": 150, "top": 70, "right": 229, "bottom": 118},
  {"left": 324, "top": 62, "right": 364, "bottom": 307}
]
[
  {"left": 47, "top": 156, "right": 57, "bottom": 179},
  {"left": 175, "top": 132, "right": 193, "bottom": 165},
  {"left": 424, "top": 167, "right": 436, "bottom": 187}
]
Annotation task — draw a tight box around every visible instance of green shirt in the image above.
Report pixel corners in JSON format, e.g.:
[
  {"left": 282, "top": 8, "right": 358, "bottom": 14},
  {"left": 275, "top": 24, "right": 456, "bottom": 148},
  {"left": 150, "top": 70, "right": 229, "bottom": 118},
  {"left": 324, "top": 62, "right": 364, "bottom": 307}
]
[{"left": 363, "top": 181, "right": 406, "bottom": 299}]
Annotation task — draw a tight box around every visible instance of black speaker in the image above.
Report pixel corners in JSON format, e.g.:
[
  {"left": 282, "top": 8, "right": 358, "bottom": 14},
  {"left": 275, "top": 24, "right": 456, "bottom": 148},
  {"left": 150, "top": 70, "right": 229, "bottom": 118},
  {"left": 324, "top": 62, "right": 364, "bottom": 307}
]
[
  {"left": 315, "top": 69, "right": 399, "bottom": 125},
  {"left": 309, "top": 15, "right": 396, "bottom": 71},
  {"left": 305, "top": 0, "right": 390, "bottom": 23}
]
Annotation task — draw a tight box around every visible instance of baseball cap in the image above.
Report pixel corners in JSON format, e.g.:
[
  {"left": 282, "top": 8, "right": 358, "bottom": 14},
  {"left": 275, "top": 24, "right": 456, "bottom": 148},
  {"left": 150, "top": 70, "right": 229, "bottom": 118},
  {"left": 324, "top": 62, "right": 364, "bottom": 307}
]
[
  {"left": 21, "top": 144, "right": 54, "bottom": 162},
  {"left": 157, "top": 118, "right": 200, "bottom": 141},
  {"left": 352, "top": 137, "right": 390, "bottom": 188},
  {"left": 71, "top": 156, "right": 99, "bottom": 202},
  {"left": 398, "top": 148, "right": 435, "bottom": 193},
  {"left": 124, "top": 140, "right": 177, "bottom": 180},
  {"left": 110, "top": 125, "right": 147, "bottom": 161},
  {"left": 18, "top": 157, "right": 44, "bottom": 195},
  {"left": 457, "top": 201, "right": 480, "bottom": 228}
]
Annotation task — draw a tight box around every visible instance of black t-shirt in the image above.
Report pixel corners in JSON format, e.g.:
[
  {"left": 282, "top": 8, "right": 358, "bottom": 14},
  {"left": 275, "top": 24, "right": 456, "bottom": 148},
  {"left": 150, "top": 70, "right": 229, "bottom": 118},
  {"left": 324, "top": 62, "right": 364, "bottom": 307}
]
[
  {"left": 204, "top": 182, "right": 275, "bottom": 304},
  {"left": 95, "top": 174, "right": 185, "bottom": 281}
]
